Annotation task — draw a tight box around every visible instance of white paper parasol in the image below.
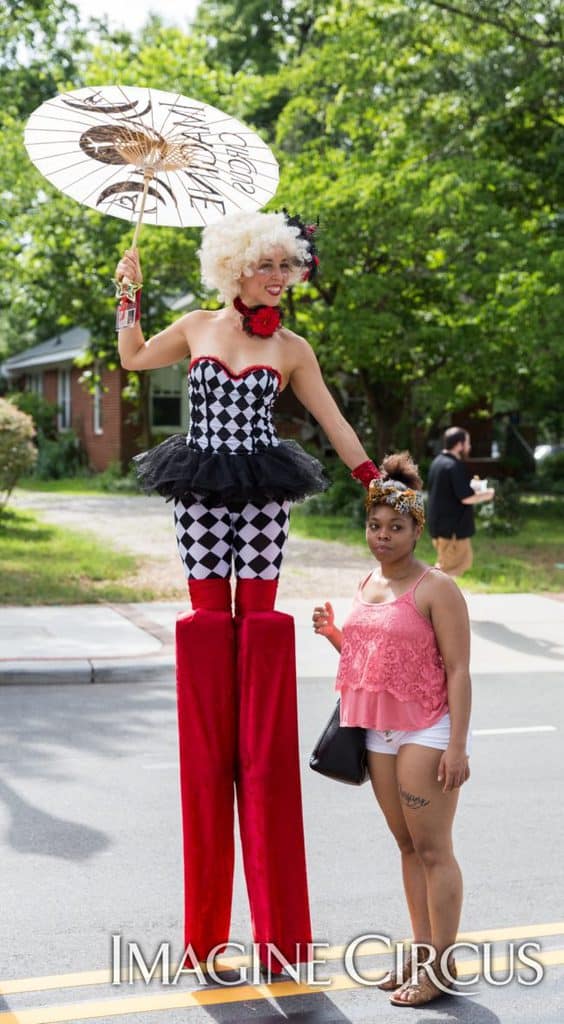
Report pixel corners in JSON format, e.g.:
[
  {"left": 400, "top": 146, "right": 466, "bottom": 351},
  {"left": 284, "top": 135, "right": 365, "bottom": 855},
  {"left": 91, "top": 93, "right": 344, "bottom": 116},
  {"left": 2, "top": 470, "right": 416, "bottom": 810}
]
[{"left": 24, "top": 85, "right": 279, "bottom": 245}]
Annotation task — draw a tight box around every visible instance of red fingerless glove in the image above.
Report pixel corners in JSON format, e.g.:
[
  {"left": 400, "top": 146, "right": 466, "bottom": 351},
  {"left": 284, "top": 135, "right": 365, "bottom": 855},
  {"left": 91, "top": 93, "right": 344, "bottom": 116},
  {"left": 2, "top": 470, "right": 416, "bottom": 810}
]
[{"left": 351, "top": 459, "right": 381, "bottom": 489}]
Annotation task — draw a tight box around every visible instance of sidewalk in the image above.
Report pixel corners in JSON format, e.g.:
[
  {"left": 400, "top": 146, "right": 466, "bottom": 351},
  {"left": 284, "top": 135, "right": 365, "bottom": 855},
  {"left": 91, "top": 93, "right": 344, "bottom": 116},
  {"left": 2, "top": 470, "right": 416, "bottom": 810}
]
[{"left": 1, "top": 593, "right": 563, "bottom": 684}]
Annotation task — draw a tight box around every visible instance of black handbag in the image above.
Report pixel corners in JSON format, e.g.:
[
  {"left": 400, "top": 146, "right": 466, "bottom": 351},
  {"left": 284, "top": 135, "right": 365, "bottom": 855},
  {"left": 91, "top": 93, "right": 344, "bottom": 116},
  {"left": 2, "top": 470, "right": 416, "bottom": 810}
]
[{"left": 309, "top": 699, "right": 368, "bottom": 786}]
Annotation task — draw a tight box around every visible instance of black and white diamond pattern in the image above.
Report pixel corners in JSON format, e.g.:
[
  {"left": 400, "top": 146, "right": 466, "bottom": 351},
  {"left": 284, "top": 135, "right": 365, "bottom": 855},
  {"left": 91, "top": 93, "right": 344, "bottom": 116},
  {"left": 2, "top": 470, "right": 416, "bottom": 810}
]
[
  {"left": 174, "top": 498, "right": 290, "bottom": 580},
  {"left": 174, "top": 502, "right": 232, "bottom": 578},
  {"left": 187, "top": 359, "right": 279, "bottom": 453},
  {"left": 233, "top": 502, "right": 290, "bottom": 577}
]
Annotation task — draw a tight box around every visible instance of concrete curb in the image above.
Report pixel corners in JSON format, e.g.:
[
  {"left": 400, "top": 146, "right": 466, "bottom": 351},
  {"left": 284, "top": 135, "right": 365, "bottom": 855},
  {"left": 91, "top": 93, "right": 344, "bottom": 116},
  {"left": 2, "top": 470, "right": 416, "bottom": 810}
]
[
  {"left": 0, "top": 654, "right": 175, "bottom": 686},
  {"left": 2, "top": 593, "right": 563, "bottom": 685}
]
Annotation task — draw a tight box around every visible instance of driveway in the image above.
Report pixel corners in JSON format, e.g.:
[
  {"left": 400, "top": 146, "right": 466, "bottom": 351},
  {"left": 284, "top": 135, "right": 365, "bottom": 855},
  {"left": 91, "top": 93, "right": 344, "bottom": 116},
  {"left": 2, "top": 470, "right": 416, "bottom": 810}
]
[{"left": 12, "top": 491, "right": 370, "bottom": 600}]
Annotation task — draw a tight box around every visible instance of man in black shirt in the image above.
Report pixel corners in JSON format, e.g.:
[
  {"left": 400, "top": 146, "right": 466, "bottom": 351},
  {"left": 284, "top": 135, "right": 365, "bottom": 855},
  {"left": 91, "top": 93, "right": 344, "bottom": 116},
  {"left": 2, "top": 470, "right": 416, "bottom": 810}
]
[{"left": 427, "top": 427, "right": 495, "bottom": 576}]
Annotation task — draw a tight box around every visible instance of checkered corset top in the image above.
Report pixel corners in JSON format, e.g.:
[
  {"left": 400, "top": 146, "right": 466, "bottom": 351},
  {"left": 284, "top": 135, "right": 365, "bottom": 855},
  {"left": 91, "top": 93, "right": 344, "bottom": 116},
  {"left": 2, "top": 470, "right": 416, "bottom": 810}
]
[
  {"left": 132, "top": 356, "right": 330, "bottom": 506},
  {"left": 187, "top": 357, "right": 279, "bottom": 454}
]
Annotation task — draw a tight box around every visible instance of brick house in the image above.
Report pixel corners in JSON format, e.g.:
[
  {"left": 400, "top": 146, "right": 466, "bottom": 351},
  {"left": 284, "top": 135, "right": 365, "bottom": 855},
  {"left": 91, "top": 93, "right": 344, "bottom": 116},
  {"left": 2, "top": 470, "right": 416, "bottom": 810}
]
[
  {"left": 1, "top": 325, "right": 315, "bottom": 472},
  {"left": 1, "top": 326, "right": 192, "bottom": 471}
]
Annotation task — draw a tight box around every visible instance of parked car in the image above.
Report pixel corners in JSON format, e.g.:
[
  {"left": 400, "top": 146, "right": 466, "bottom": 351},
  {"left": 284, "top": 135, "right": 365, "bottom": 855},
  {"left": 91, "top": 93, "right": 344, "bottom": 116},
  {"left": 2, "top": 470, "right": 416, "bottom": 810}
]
[{"left": 534, "top": 444, "right": 564, "bottom": 462}]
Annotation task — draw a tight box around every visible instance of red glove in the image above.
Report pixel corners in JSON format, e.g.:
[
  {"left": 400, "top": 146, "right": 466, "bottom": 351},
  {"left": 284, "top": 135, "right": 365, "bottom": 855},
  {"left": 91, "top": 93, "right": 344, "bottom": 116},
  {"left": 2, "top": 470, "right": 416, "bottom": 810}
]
[{"left": 351, "top": 459, "right": 381, "bottom": 489}]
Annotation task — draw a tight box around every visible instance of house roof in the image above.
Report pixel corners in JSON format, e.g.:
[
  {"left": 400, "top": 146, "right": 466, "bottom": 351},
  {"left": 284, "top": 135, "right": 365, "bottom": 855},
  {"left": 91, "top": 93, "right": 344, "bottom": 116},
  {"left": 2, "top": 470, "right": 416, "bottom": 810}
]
[
  {"left": 164, "top": 291, "right": 194, "bottom": 312},
  {"left": 1, "top": 293, "right": 194, "bottom": 379},
  {"left": 1, "top": 326, "right": 90, "bottom": 377}
]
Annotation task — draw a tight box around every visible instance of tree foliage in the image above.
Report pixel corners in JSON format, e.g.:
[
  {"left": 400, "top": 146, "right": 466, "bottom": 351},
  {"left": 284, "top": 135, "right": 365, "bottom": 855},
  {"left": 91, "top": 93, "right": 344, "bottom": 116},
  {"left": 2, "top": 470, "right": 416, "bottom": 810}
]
[
  {"left": 1, "top": 0, "right": 563, "bottom": 452},
  {"left": 249, "top": 0, "right": 564, "bottom": 449}
]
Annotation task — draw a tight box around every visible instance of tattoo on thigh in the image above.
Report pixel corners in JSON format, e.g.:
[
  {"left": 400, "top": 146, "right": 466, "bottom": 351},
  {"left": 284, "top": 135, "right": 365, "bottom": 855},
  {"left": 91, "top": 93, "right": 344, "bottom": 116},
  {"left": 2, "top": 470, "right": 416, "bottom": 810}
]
[{"left": 399, "top": 784, "right": 430, "bottom": 809}]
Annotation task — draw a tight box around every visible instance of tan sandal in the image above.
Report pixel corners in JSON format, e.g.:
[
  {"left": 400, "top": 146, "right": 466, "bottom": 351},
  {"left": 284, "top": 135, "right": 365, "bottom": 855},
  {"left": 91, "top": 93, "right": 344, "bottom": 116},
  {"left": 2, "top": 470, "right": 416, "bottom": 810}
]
[
  {"left": 376, "top": 947, "right": 427, "bottom": 992},
  {"left": 389, "top": 955, "right": 457, "bottom": 1007}
]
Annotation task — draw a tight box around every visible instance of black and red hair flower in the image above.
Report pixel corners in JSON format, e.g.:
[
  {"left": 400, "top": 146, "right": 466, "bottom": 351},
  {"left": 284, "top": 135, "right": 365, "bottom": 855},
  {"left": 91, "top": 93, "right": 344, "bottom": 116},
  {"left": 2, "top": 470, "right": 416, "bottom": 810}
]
[{"left": 283, "top": 210, "right": 320, "bottom": 282}]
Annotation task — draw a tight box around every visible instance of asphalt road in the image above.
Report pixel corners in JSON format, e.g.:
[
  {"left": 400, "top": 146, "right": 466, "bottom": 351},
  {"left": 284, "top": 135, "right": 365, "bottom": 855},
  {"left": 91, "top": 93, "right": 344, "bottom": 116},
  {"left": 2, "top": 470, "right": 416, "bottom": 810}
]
[{"left": 1, "top": 663, "right": 563, "bottom": 1024}]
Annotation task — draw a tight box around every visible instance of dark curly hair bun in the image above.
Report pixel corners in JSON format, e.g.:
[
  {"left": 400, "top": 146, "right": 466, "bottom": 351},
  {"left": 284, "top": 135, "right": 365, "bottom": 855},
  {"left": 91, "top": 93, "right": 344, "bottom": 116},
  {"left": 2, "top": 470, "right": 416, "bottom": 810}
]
[{"left": 380, "top": 451, "right": 422, "bottom": 491}]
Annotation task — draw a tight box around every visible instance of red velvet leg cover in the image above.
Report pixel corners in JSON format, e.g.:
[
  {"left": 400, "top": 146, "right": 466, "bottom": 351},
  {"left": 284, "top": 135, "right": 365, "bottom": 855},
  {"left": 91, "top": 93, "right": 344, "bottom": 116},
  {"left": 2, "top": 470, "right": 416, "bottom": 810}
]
[
  {"left": 188, "top": 577, "right": 232, "bottom": 612},
  {"left": 176, "top": 602, "right": 236, "bottom": 961},
  {"left": 235, "top": 607, "right": 312, "bottom": 972}
]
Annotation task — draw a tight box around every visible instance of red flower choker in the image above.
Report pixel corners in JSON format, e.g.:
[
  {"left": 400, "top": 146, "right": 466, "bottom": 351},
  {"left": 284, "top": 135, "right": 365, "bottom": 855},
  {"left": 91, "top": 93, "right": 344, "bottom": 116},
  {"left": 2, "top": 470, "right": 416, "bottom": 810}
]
[{"left": 234, "top": 296, "right": 283, "bottom": 338}]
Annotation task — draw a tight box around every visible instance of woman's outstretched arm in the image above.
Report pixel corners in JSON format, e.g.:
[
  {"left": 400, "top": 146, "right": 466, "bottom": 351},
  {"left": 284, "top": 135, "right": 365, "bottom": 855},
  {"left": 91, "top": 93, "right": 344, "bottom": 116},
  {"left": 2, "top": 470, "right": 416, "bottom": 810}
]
[{"left": 289, "top": 339, "right": 375, "bottom": 471}]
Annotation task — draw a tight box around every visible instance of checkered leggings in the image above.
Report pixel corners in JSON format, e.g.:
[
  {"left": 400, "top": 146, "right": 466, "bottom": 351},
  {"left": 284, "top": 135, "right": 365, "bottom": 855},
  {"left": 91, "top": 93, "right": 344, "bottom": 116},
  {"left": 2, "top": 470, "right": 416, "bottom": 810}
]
[{"left": 174, "top": 498, "right": 291, "bottom": 580}]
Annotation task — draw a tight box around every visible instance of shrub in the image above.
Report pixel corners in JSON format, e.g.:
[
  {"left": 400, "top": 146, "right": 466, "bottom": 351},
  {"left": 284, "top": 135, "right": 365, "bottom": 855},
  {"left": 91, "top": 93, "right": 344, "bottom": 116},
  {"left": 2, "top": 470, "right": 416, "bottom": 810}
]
[
  {"left": 8, "top": 391, "right": 87, "bottom": 481},
  {"left": 33, "top": 430, "right": 87, "bottom": 480},
  {"left": 300, "top": 457, "right": 366, "bottom": 523},
  {"left": 536, "top": 451, "right": 564, "bottom": 494},
  {"left": 0, "top": 399, "right": 38, "bottom": 509},
  {"left": 97, "top": 460, "right": 140, "bottom": 493},
  {"left": 7, "top": 391, "right": 59, "bottom": 439},
  {"left": 477, "top": 477, "right": 521, "bottom": 535}
]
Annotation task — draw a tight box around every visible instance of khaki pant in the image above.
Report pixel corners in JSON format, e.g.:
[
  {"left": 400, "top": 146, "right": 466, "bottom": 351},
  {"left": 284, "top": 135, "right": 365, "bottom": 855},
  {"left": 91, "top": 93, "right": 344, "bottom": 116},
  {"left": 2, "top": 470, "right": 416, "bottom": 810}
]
[{"left": 432, "top": 536, "right": 473, "bottom": 577}]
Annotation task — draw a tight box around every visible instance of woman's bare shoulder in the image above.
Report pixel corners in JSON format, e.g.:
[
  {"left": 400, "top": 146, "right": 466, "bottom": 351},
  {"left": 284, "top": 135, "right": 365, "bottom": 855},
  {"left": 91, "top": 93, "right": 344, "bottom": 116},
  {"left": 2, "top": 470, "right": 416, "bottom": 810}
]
[
  {"left": 422, "top": 567, "right": 467, "bottom": 605},
  {"left": 177, "top": 307, "right": 223, "bottom": 338},
  {"left": 279, "top": 328, "right": 314, "bottom": 364},
  {"left": 181, "top": 308, "right": 219, "bottom": 323},
  {"left": 279, "top": 324, "right": 307, "bottom": 343}
]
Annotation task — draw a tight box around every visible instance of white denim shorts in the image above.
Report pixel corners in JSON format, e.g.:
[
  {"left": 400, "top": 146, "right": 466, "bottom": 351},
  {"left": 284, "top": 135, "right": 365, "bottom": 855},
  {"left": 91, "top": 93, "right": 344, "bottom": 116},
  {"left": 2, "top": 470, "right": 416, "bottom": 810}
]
[{"left": 365, "top": 712, "right": 471, "bottom": 756}]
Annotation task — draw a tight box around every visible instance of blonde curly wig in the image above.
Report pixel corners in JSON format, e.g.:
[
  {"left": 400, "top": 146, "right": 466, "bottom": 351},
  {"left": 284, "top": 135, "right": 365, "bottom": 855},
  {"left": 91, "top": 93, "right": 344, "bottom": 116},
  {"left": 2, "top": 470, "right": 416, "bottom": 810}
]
[{"left": 198, "top": 211, "right": 311, "bottom": 302}]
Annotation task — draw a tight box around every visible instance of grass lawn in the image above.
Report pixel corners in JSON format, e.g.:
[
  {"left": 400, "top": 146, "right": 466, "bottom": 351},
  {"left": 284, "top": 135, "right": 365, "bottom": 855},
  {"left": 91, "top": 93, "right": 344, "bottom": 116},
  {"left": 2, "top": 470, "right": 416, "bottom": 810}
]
[
  {"left": 0, "top": 508, "right": 155, "bottom": 604},
  {"left": 291, "top": 494, "right": 564, "bottom": 594},
  {"left": 6, "top": 484, "right": 564, "bottom": 599},
  {"left": 17, "top": 475, "right": 140, "bottom": 496}
]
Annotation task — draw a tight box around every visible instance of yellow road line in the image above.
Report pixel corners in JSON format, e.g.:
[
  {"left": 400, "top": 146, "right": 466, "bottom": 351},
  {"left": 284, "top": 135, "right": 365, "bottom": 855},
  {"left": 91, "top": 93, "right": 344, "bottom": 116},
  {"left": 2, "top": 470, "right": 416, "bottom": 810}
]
[
  {"left": 0, "top": 950, "right": 563, "bottom": 1024},
  {"left": 1, "top": 921, "right": 563, "bottom": 997},
  {"left": 322, "top": 920, "right": 564, "bottom": 959}
]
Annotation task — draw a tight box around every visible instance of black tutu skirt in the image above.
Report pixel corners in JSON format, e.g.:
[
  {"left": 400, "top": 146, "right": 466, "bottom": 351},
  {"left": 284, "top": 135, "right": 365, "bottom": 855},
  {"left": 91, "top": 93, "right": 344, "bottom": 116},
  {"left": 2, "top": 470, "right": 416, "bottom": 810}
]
[{"left": 132, "top": 434, "right": 330, "bottom": 506}]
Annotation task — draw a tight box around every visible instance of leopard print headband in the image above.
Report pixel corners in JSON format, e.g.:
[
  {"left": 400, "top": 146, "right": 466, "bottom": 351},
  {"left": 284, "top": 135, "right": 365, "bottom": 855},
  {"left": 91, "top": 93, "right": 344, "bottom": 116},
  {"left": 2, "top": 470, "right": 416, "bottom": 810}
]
[{"left": 365, "top": 478, "right": 425, "bottom": 527}]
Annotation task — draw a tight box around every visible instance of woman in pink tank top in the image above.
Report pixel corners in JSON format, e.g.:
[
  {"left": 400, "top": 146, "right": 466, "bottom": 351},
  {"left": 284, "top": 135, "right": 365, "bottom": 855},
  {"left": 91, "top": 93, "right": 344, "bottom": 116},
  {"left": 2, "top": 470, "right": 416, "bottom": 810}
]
[{"left": 313, "top": 451, "right": 471, "bottom": 1008}]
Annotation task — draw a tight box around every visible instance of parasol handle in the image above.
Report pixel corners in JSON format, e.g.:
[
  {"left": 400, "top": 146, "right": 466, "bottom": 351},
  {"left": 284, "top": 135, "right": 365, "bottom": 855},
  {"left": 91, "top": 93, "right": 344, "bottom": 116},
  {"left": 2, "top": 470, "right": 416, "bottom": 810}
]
[
  {"left": 116, "top": 171, "right": 152, "bottom": 298},
  {"left": 131, "top": 171, "right": 152, "bottom": 250}
]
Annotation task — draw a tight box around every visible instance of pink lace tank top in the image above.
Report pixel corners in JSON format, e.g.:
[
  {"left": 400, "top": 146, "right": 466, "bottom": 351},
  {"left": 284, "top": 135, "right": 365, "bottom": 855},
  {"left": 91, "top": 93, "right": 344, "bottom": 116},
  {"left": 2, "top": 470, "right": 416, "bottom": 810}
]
[{"left": 336, "top": 567, "right": 448, "bottom": 730}]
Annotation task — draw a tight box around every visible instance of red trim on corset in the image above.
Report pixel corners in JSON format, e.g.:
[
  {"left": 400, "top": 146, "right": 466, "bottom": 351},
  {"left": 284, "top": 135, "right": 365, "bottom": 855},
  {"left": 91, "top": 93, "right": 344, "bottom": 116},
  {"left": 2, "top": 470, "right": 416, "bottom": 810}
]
[{"left": 189, "top": 355, "right": 283, "bottom": 392}]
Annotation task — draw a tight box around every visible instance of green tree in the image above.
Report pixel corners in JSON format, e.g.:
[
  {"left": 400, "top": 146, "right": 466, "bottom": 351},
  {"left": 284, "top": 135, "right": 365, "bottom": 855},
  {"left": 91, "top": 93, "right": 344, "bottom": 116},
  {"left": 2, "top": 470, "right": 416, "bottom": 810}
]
[
  {"left": 0, "top": 0, "right": 85, "bottom": 116},
  {"left": 194, "top": 0, "right": 325, "bottom": 74},
  {"left": 233, "top": 0, "right": 564, "bottom": 451},
  {"left": 2, "top": 1, "right": 562, "bottom": 456},
  {"left": 0, "top": 0, "right": 94, "bottom": 357}
]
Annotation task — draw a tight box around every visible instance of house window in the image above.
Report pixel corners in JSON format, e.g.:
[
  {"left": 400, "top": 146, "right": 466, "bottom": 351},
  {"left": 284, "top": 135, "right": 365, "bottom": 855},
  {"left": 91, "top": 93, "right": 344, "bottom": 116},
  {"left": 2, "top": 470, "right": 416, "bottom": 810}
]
[
  {"left": 93, "top": 381, "right": 103, "bottom": 435},
  {"left": 151, "top": 365, "right": 183, "bottom": 429},
  {"left": 57, "top": 368, "right": 71, "bottom": 430},
  {"left": 26, "top": 373, "right": 43, "bottom": 395}
]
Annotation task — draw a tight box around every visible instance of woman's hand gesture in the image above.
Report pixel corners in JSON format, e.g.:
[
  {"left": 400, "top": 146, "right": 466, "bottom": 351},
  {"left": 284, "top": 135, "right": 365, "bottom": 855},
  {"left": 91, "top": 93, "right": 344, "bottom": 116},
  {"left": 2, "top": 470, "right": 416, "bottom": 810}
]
[
  {"left": 115, "top": 249, "right": 143, "bottom": 286},
  {"left": 312, "top": 601, "right": 336, "bottom": 637}
]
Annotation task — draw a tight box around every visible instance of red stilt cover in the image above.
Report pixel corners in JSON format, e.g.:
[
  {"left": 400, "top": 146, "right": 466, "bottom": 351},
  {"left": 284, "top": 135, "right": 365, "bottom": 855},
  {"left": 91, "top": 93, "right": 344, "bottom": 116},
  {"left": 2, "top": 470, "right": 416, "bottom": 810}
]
[
  {"left": 176, "top": 609, "right": 236, "bottom": 961},
  {"left": 234, "top": 577, "right": 277, "bottom": 615},
  {"left": 235, "top": 610, "right": 312, "bottom": 972},
  {"left": 188, "top": 577, "right": 232, "bottom": 612}
]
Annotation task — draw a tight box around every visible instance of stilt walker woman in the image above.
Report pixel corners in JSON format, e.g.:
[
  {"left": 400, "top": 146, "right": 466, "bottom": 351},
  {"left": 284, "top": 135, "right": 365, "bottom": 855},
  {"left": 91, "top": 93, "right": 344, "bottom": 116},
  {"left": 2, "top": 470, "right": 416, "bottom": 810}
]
[{"left": 115, "top": 211, "right": 380, "bottom": 974}]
